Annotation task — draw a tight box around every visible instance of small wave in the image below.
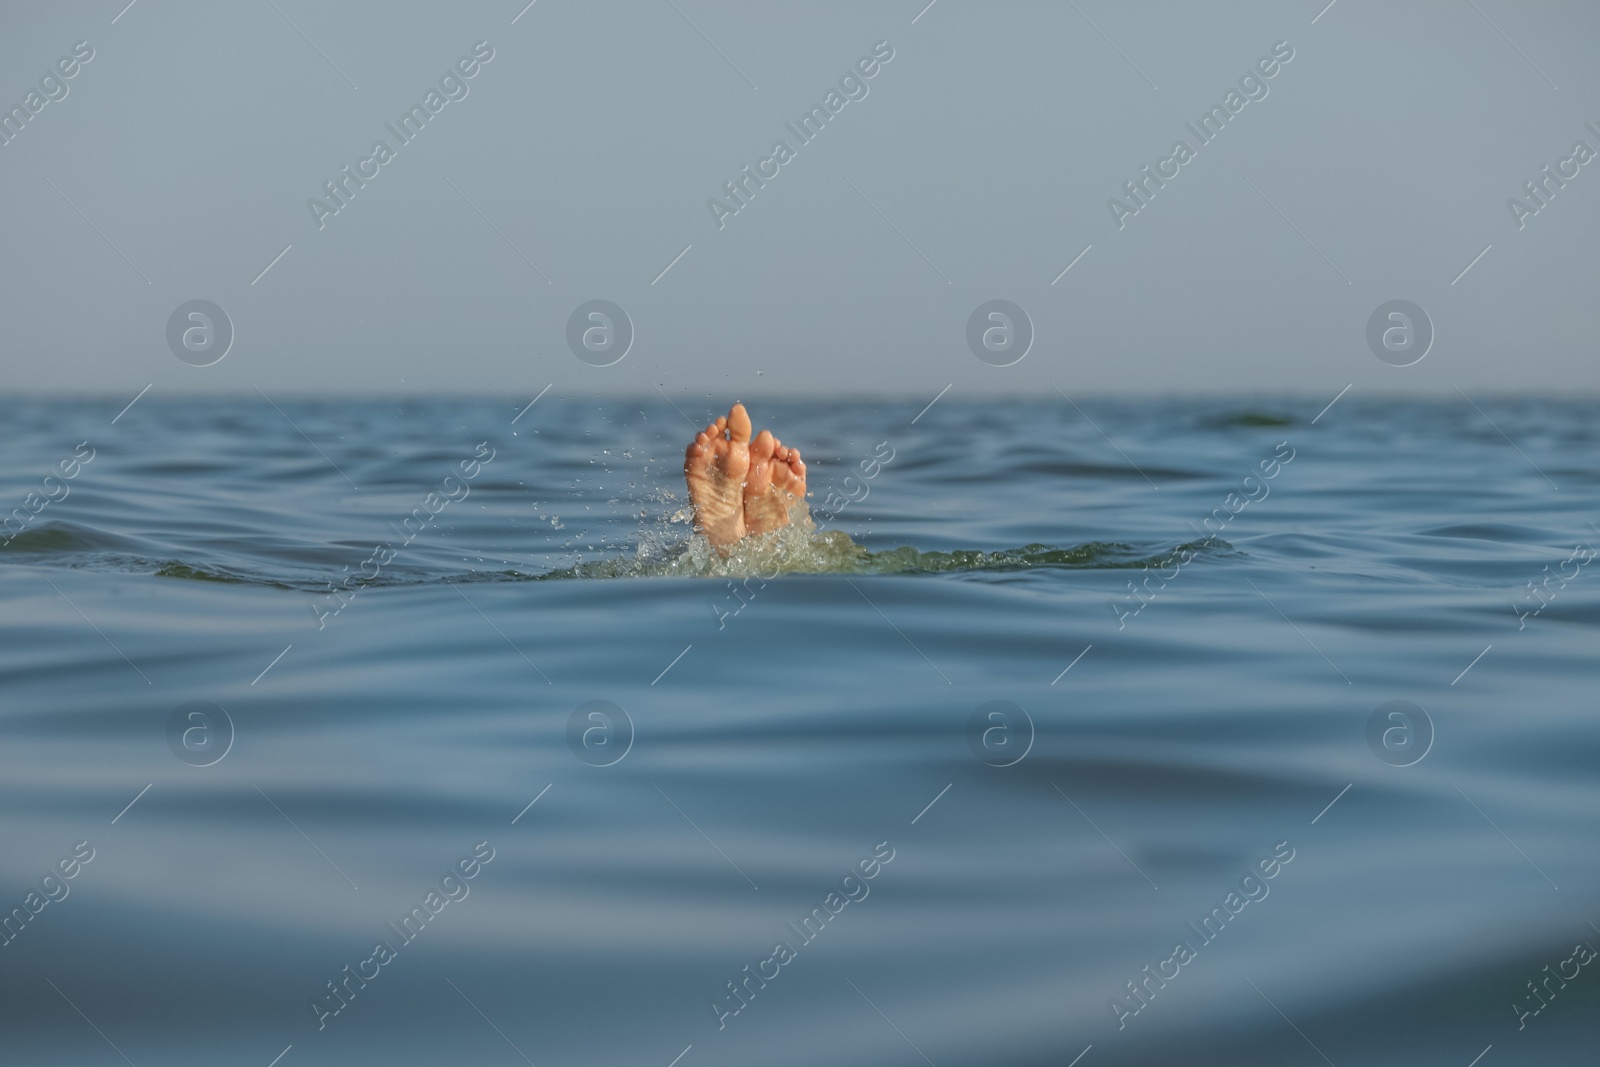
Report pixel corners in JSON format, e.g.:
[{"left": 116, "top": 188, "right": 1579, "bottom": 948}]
[
  {"left": 153, "top": 562, "right": 260, "bottom": 585},
  {"left": 0, "top": 522, "right": 139, "bottom": 555},
  {"left": 1202, "top": 411, "right": 1297, "bottom": 428},
  {"left": 5, "top": 519, "right": 1230, "bottom": 586}
]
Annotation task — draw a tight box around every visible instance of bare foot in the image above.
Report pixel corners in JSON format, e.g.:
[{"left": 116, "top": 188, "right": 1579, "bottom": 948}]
[
  {"left": 743, "top": 430, "right": 808, "bottom": 536},
  {"left": 683, "top": 403, "right": 752, "bottom": 546}
]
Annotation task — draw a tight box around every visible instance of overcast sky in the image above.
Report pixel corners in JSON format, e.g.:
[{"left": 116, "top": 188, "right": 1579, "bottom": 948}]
[{"left": 3, "top": 0, "right": 1597, "bottom": 399}]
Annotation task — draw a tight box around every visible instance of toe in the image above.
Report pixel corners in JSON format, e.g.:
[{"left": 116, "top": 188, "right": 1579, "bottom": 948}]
[
  {"left": 746, "top": 432, "right": 775, "bottom": 495},
  {"left": 751, "top": 429, "right": 776, "bottom": 465},
  {"left": 728, "top": 403, "right": 752, "bottom": 444}
]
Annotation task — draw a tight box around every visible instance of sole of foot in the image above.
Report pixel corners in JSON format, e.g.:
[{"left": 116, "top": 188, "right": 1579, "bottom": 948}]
[
  {"left": 744, "top": 429, "right": 807, "bottom": 536},
  {"left": 684, "top": 402, "right": 752, "bottom": 547}
]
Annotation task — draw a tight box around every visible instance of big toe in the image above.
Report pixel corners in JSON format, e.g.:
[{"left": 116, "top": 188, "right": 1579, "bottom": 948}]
[
  {"left": 747, "top": 431, "right": 776, "bottom": 491},
  {"left": 728, "top": 403, "right": 752, "bottom": 444},
  {"left": 751, "top": 429, "right": 776, "bottom": 464}
]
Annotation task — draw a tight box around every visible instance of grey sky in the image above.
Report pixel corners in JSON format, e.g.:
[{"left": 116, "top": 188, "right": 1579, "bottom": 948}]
[{"left": 3, "top": 0, "right": 1597, "bottom": 398}]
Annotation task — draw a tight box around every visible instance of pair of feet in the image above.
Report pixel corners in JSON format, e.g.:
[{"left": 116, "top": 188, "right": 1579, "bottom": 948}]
[{"left": 684, "top": 403, "right": 808, "bottom": 547}]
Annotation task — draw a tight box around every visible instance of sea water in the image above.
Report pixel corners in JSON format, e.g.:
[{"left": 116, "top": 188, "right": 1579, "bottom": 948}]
[{"left": 1, "top": 394, "right": 1595, "bottom": 1065}]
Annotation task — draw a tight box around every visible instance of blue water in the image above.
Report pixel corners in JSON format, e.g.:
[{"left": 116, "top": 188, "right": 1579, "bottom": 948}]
[{"left": 2, "top": 394, "right": 1597, "bottom": 1065}]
